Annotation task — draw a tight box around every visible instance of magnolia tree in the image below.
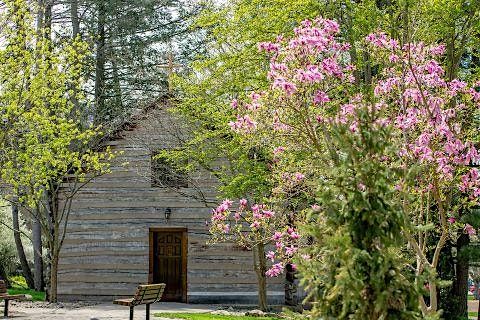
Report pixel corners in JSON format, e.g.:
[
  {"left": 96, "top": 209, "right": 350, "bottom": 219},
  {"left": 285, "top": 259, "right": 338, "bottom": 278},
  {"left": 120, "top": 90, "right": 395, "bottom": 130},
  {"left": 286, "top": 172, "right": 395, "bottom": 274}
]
[
  {"left": 209, "top": 198, "right": 300, "bottom": 311},
  {"left": 223, "top": 18, "right": 480, "bottom": 318}
]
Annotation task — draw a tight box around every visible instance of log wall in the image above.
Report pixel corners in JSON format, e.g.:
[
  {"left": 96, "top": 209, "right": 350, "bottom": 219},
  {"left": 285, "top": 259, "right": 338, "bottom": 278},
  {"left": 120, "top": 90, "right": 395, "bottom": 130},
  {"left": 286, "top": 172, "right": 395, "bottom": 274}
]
[{"left": 57, "top": 106, "right": 284, "bottom": 304}]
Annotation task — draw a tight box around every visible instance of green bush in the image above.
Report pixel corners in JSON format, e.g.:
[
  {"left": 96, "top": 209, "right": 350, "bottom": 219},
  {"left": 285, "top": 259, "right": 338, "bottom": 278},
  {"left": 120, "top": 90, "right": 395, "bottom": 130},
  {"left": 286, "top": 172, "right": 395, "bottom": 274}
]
[{"left": 9, "top": 275, "right": 28, "bottom": 289}]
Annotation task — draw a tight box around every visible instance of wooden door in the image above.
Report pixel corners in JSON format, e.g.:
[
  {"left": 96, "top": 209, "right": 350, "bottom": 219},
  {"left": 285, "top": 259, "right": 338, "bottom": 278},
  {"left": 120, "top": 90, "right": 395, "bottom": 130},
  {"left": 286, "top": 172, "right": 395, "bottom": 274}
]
[{"left": 149, "top": 228, "right": 187, "bottom": 302}]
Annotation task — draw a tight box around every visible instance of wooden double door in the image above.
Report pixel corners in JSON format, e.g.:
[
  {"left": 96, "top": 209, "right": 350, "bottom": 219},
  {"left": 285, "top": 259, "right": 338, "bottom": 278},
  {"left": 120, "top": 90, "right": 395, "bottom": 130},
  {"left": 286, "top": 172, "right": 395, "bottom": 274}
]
[{"left": 149, "top": 228, "right": 187, "bottom": 302}]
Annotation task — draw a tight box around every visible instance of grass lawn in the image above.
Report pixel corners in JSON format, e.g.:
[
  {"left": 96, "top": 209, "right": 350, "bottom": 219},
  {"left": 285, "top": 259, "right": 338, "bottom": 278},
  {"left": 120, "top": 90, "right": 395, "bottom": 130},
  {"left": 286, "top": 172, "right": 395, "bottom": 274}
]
[
  {"left": 154, "top": 313, "right": 279, "bottom": 320},
  {"left": 7, "top": 288, "right": 45, "bottom": 301}
]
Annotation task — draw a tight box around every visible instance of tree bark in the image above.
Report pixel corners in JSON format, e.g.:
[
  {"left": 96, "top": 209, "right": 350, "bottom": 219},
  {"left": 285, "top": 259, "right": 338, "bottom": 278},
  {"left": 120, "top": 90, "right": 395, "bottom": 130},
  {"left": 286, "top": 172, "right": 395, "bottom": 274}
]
[
  {"left": 111, "top": 55, "right": 123, "bottom": 116},
  {"left": 44, "top": 0, "right": 53, "bottom": 39},
  {"left": 32, "top": 215, "right": 44, "bottom": 291},
  {"left": 70, "top": 0, "right": 80, "bottom": 37},
  {"left": 49, "top": 252, "right": 58, "bottom": 302},
  {"left": 68, "top": 0, "right": 82, "bottom": 119},
  {"left": 453, "top": 233, "right": 469, "bottom": 318},
  {"left": 253, "top": 243, "right": 268, "bottom": 311},
  {"left": 11, "top": 203, "right": 34, "bottom": 289},
  {"left": 94, "top": 0, "right": 106, "bottom": 122}
]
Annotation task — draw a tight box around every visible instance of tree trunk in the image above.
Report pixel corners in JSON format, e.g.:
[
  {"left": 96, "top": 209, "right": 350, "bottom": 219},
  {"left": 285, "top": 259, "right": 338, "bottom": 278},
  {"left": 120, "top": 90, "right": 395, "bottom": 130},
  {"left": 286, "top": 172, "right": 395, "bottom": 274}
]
[
  {"left": 94, "top": 0, "right": 106, "bottom": 122},
  {"left": 49, "top": 253, "right": 58, "bottom": 302},
  {"left": 253, "top": 243, "right": 268, "bottom": 311},
  {"left": 12, "top": 203, "right": 34, "bottom": 289},
  {"left": 68, "top": 0, "right": 82, "bottom": 119},
  {"left": 453, "top": 233, "right": 469, "bottom": 318},
  {"left": 32, "top": 215, "right": 44, "bottom": 291},
  {"left": 44, "top": 0, "right": 53, "bottom": 39},
  {"left": 111, "top": 56, "right": 123, "bottom": 117},
  {"left": 70, "top": 0, "right": 80, "bottom": 37}
]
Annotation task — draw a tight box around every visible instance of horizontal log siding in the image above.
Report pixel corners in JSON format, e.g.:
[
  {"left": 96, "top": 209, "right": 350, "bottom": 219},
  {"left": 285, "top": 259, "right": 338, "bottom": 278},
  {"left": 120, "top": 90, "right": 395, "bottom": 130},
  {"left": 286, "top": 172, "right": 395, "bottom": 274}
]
[{"left": 57, "top": 109, "right": 284, "bottom": 303}]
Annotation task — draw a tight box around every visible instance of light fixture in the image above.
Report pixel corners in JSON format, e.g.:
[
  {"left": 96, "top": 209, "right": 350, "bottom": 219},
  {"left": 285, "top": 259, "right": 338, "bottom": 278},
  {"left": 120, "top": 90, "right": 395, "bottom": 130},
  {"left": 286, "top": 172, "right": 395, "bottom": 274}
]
[{"left": 164, "top": 207, "right": 172, "bottom": 221}]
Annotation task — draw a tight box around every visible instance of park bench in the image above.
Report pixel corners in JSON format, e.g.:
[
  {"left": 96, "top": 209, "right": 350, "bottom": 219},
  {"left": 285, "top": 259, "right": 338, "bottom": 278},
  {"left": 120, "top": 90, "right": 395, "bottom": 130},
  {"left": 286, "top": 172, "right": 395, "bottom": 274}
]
[
  {"left": 0, "top": 280, "right": 32, "bottom": 317},
  {"left": 113, "top": 283, "right": 166, "bottom": 320}
]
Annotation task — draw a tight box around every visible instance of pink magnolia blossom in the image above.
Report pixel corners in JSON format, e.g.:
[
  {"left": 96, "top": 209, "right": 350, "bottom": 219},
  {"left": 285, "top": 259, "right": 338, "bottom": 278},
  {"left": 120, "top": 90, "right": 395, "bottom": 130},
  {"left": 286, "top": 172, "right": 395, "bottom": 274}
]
[
  {"left": 250, "top": 221, "right": 260, "bottom": 229},
  {"left": 313, "top": 90, "right": 330, "bottom": 104},
  {"left": 266, "top": 262, "right": 284, "bottom": 277},
  {"left": 294, "top": 172, "right": 305, "bottom": 181},
  {"left": 465, "top": 224, "right": 476, "bottom": 235},
  {"left": 266, "top": 251, "right": 275, "bottom": 262},
  {"left": 239, "top": 198, "right": 248, "bottom": 207},
  {"left": 258, "top": 41, "right": 280, "bottom": 53},
  {"left": 222, "top": 224, "right": 230, "bottom": 233},
  {"left": 273, "top": 146, "right": 285, "bottom": 155}
]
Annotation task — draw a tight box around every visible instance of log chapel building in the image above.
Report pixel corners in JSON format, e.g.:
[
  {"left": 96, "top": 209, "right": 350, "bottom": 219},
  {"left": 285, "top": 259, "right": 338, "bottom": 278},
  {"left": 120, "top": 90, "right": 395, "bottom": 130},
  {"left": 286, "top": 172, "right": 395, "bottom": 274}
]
[{"left": 56, "top": 99, "right": 286, "bottom": 304}]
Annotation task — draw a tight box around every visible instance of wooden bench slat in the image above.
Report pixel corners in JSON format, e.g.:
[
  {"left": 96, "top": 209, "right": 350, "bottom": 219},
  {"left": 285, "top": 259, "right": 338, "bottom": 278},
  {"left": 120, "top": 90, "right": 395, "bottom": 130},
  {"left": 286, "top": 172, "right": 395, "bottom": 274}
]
[
  {"left": 136, "top": 293, "right": 162, "bottom": 301},
  {"left": 113, "top": 298, "right": 135, "bottom": 306}
]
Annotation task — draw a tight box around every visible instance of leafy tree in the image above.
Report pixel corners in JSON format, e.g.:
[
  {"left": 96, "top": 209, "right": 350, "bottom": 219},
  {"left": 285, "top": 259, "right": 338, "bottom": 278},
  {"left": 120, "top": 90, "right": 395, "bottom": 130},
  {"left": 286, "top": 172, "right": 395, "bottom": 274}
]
[
  {"left": 0, "top": 0, "right": 113, "bottom": 302},
  {"left": 230, "top": 17, "right": 480, "bottom": 318},
  {"left": 54, "top": 0, "right": 203, "bottom": 125},
  {"left": 209, "top": 199, "right": 296, "bottom": 311},
  {"left": 165, "top": 0, "right": 326, "bottom": 309}
]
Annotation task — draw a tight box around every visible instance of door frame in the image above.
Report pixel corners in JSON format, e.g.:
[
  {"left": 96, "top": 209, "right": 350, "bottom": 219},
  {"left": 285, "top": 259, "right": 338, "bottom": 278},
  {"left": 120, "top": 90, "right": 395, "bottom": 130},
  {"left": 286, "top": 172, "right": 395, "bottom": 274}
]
[{"left": 148, "top": 227, "right": 188, "bottom": 302}]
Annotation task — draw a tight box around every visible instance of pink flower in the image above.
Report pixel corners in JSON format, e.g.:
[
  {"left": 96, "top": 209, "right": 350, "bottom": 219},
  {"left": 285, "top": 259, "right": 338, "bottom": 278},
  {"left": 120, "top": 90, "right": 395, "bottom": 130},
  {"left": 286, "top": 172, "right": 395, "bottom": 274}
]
[
  {"left": 228, "top": 115, "right": 257, "bottom": 133},
  {"left": 289, "top": 231, "right": 300, "bottom": 240},
  {"left": 349, "top": 122, "right": 358, "bottom": 133},
  {"left": 321, "top": 57, "right": 341, "bottom": 77},
  {"left": 447, "top": 217, "right": 456, "bottom": 224},
  {"left": 311, "top": 204, "right": 320, "bottom": 211},
  {"left": 266, "top": 251, "right": 275, "bottom": 262},
  {"left": 230, "top": 99, "right": 238, "bottom": 109},
  {"left": 272, "top": 232, "right": 283, "bottom": 241},
  {"left": 273, "top": 146, "right": 285, "bottom": 155},
  {"left": 234, "top": 212, "right": 241, "bottom": 221},
  {"left": 389, "top": 54, "right": 399, "bottom": 63},
  {"left": 357, "top": 183, "right": 366, "bottom": 192},
  {"left": 273, "top": 78, "right": 297, "bottom": 95},
  {"left": 258, "top": 42, "right": 280, "bottom": 53},
  {"left": 429, "top": 44, "right": 446, "bottom": 56},
  {"left": 223, "top": 224, "right": 230, "bottom": 233},
  {"left": 239, "top": 198, "right": 248, "bottom": 207},
  {"left": 465, "top": 223, "right": 476, "bottom": 235},
  {"left": 295, "top": 172, "right": 305, "bottom": 181},
  {"left": 250, "top": 92, "right": 261, "bottom": 101},
  {"left": 285, "top": 246, "right": 297, "bottom": 256},
  {"left": 262, "top": 210, "right": 275, "bottom": 218},
  {"left": 313, "top": 90, "right": 330, "bottom": 104},
  {"left": 265, "top": 262, "right": 284, "bottom": 277},
  {"left": 250, "top": 221, "right": 260, "bottom": 229}
]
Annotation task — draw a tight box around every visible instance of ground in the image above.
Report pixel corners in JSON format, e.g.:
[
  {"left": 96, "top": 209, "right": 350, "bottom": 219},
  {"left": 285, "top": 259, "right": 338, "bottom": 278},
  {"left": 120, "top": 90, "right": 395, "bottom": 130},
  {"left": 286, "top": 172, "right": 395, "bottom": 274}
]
[
  {"left": 2, "top": 299, "right": 477, "bottom": 319},
  {"left": 0, "top": 301, "right": 216, "bottom": 320}
]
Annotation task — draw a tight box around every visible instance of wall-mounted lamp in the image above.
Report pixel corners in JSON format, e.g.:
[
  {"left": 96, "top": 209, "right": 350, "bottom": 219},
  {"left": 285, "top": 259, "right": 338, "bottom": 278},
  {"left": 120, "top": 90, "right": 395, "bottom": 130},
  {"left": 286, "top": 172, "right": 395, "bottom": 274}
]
[{"left": 164, "top": 207, "right": 172, "bottom": 221}]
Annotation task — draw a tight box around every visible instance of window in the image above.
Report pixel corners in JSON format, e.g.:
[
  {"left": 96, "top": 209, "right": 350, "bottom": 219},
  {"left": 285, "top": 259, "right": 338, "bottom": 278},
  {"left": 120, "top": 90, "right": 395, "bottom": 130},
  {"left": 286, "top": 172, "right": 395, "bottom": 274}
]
[{"left": 151, "top": 152, "right": 188, "bottom": 188}]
